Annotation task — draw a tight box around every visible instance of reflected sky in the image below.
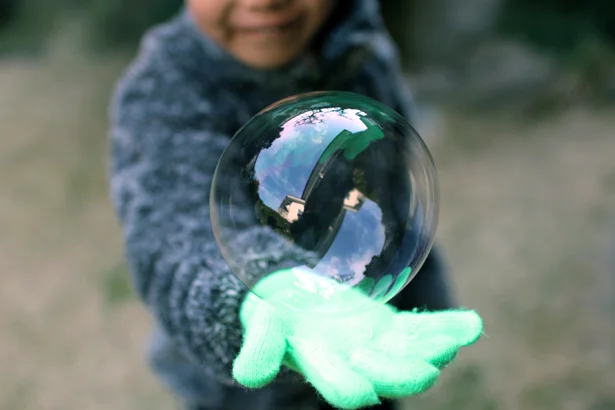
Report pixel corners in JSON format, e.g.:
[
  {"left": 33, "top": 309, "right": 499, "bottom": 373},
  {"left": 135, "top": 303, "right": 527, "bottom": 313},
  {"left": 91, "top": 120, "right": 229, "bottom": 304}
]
[
  {"left": 314, "top": 198, "right": 385, "bottom": 285},
  {"left": 252, "top": 107, "right": 387, "bottom": 283},
  {"left": 253, "top": 107, "right": 367, "bottom": 210}
]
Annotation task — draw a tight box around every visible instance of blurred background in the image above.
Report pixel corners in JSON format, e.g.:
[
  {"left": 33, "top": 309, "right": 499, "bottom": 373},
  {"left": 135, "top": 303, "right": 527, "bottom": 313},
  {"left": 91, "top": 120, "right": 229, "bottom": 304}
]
[{"left": 1, "top": 0, "right": 614, "bottom": 409}]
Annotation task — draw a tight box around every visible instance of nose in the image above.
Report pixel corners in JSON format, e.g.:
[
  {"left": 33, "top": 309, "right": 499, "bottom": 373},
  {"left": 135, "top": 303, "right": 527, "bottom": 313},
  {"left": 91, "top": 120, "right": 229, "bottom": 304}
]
[{"left": 241, "top": 0, "right": 292, "bottom": 11}]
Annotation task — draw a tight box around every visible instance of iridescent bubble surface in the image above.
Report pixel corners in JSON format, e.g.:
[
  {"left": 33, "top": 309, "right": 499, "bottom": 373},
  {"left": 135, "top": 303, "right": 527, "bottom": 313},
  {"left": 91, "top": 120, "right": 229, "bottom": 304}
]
[{"left": 211, "top": 91, "right": 439, "bottom": 312}]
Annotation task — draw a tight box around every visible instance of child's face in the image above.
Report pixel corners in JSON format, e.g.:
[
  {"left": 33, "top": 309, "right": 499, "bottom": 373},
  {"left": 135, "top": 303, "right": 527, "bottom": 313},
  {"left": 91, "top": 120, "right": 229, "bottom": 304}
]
[{"left": 187, "top": 0, "right": 334, "bottom": 69}]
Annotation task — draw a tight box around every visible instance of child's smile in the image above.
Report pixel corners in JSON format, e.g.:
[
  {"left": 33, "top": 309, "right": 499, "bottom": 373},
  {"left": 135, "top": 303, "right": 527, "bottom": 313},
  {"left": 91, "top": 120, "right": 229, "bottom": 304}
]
[
  {"left": 233, "top": 13, "right": 304, "bottom": 43},
  {"left": 188, "top": 0, "right": 334, "bottom": 69}
]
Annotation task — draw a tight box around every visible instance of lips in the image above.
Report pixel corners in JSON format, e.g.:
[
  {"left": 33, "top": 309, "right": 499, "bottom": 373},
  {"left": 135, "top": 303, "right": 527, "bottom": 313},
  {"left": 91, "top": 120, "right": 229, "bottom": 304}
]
[{"left": 234, "top": 15, "right": 302, "bottom": 35}]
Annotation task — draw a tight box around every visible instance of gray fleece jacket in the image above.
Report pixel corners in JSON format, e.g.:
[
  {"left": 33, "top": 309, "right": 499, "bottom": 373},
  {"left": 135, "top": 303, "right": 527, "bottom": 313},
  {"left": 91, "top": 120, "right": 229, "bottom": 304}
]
[{"left": 109, "top": 0, "right": 416, "bottom": 390}]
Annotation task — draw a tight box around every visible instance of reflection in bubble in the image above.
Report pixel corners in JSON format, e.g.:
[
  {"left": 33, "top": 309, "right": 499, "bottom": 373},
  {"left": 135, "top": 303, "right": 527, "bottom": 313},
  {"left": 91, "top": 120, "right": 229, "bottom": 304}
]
[
  {"left": 252, "top": 106, "right": 395, "bottom": 286},
  {"left": 211, "top": 91, "right": 439, "bottom": 310},
  {"left": 254, "top": 107, "right": 369, "bottom": 212}
]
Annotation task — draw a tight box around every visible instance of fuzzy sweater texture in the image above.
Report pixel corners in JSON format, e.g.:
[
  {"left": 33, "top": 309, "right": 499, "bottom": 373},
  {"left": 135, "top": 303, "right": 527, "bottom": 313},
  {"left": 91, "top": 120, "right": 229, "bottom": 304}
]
[{"left": 109, "top": 0, "right": 416, "bottom": 394}]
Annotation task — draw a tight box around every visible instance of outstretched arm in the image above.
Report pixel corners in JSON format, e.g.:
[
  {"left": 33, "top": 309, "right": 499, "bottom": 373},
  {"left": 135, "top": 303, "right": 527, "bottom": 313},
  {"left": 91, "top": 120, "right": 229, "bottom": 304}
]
[{"left": 109, "top": 66, "right": 313, "bottom": 384}]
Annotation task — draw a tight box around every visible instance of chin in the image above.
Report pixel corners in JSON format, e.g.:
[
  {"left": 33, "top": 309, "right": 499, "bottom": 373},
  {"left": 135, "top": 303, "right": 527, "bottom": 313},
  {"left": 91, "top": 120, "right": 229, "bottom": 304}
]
[{"left": 237, "top": 50, "right": 302, "bottom": 71}]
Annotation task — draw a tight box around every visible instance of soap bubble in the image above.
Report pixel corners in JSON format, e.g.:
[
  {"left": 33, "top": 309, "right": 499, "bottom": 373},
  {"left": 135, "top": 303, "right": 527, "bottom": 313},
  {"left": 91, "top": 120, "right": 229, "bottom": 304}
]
[{"left": 210, "top": 91, "right": 439, "bottom": 313}]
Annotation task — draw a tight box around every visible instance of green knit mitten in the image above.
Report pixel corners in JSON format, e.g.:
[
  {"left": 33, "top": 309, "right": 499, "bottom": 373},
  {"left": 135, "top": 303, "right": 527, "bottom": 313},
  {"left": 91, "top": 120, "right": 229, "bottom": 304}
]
[{"left": 232, "top": 267, "right": 483, "bottom": 409}]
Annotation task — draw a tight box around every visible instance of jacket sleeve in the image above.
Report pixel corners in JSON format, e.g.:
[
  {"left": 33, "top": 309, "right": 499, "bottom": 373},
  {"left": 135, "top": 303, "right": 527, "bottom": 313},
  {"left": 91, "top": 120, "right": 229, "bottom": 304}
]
[{"left": 108, "top": 61, "right": 315, "bottom": 383}]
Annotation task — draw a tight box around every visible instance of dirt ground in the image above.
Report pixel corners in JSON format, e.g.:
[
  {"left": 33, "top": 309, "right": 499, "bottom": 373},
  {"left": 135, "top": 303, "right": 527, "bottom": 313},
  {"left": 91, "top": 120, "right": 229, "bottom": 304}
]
[{"left": 1, "top": 46, "right": 614, "bottom": 410}]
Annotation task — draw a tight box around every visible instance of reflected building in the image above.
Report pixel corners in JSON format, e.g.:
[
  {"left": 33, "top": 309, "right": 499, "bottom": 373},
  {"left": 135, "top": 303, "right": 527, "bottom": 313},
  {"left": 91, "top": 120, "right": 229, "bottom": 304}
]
[
  {"left": 276, "top": 130, "right": 367, "bottom": 256},
  {"left": 278, "top": 189, "right": 365, "bottom": 224},
  {"left": 278, "top": 195, "right": 305, "bottom": 223},
  {"left": 258, "top": 124, "right": 380, "bottom": 257}
]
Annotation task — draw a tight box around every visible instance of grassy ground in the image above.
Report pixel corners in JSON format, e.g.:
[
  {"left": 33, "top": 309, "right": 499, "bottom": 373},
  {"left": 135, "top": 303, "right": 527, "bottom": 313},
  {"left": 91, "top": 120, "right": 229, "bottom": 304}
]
[{"left": 1, "top": 43, "right": 614, "bottom": 410}]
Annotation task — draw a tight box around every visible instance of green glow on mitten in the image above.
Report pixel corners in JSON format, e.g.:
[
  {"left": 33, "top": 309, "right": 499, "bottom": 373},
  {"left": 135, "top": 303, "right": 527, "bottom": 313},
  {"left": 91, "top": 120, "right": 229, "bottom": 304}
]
[{"left": 233, "top": 269, "right": 483, "bottom": 410}]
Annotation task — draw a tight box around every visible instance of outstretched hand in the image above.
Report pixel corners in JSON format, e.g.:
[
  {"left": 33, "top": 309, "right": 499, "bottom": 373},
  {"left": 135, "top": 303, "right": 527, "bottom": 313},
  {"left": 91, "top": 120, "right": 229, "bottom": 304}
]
[{"left": 233, "top": 268, "right": 483, "bottom": 409}]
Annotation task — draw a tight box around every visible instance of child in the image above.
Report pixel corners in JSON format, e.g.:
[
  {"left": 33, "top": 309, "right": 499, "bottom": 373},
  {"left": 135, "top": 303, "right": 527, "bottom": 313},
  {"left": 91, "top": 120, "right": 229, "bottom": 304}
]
[{"left": 109, "top": 1, "right": 457, "bottom": 409}]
